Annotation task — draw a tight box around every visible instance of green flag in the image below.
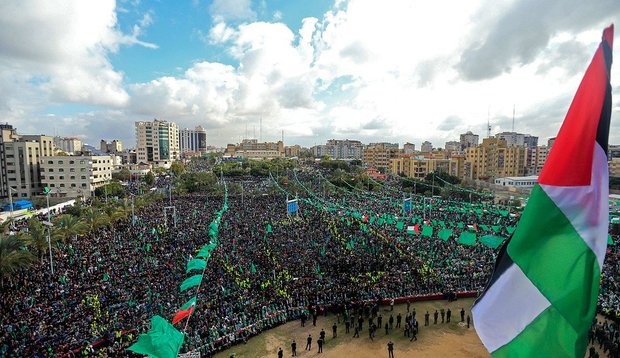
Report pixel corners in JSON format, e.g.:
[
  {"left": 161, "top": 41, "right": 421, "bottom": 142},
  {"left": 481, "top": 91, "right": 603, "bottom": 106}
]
[
  {"left": 609, "top": 234, "right": 614, "bottom": 245},
  {"left": 438, "top": 229, "right": 452, "bottom": 241},
  {"left": 396, "top": 221, "right": 404, "bottom": 230},
  {"left": 180, "top": 275, "right": 202, "bottom": 292},
  {"left": 180, "top": 297, "right": 197, "bottom": 311},
  {"left": 457, "top": 222, "right": 464, "bottom": 229},
  {"left": 266, "top": 224, "right": 272, "bottom": 233},
  {"left": 491, "top": 225, "right": 502, "bottom": 233},
  {"left": 127, "top": 315, "right": 184, "bottom": 358},
  {"left": 479, "top": 235, "right": 507, "bottom": 249},
  {"left": 506, "top": 226, "right": 516, "bottom": 234},
  {"left": 186, "top": 259, "right": 207, "bottom": 273},
  {"left": 422, "top": 225, "right": 433, "bottom": 237},
  {"left": 251, "top": 263, "right": 257, "bottom": 273},
  {"left": 197, "top": 243, "right": 216, "bottom": 259},
  {"left": 457, "top": 231, "right": 477, "bottom": 246},
  {"left": 103, "top": 273, "right": 109, "bottom": 282}
]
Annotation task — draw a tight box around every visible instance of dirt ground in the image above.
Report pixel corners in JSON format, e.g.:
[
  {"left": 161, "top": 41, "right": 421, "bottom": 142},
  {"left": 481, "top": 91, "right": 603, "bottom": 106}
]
[{"left": 215, "top": 298, "right": 489, "bottom": 358}]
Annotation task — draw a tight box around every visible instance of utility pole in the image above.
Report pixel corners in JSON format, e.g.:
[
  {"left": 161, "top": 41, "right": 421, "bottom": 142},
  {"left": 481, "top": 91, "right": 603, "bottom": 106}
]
[{"left": 8, "top": 187, "right": 14, "bottom": 221}]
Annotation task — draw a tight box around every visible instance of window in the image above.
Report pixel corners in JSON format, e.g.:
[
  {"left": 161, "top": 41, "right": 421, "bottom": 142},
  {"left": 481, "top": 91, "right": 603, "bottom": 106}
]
[
  {"left": 80, "top": 160, "right": 85, "bottom": 164},
  {"left": 58, "top": 160, "right": 63, "bottom": 164},
  {"left": 81, "top": 175, "right": 86, "bottom": 180},
  {"left": 70, "top": 168, "right": 75, "bottom": 172},
  {"left": 58, "top": 168, "right": 64, "bottom": 172},
  {"left": 81, "top": 183, "right": 87, "bottom": 188},
  {"left": 69, "top": 160, "right": 74, "bottom": 164},
  {"left": 80, "top": 168, "right": 86, "bottom": 172},
  {"left": 48, "top": 168, "right": 53, "bottom": 172},
  {"left": 70, "top": 176, "right": 75, "bottom": 180},
  {"left": 48, "top": 160, "right": 53, "bottom": 164},
  {"left": 49, "top": 176, "right": 54, "bottom": 180},
  {"left": 60, "top": 184, "right": 65, "bottom": 187},
  {"left": 71, "top": 183, "right": 76, "bottom": 187}
]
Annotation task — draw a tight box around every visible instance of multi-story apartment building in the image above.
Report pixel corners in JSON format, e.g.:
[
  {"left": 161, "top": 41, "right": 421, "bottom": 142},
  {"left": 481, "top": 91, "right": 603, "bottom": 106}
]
[
  {"left": 460, "top": 131, "right": 479, "bottom": 150},
  {"left": 179, "top": 126, "right": 207, "bottom": 155},
  {"left": 420, "top": 141, "right": 433, "bottom": 153},
  {"left": 54, "top": 137, "right": 82, "bottom": 154},
  {"left": 527, "top": 145, "right": 550, "bottom": 175},
  {"left": 224, "top": 139, "right": 285, "bottom": 159},
  {"left": 391, "top": 155, "right": 462, "bottom": 179},
  {"left": 311, "top": 139, "right": 364, "bottom": 160},
  {"left": 135, "top": 119, "right": 180, "bottom": 166},
  {"left": 363, "top": 143, "right": 402, "bottom": 171},
  {"left": 0, "top": 124, "right": 54, "bottom": 199},
  {"left": 403, "top": 142, "right": 416, "bottom": 154},
  {"left": 609, "top": 158, "right": 620, "bottom": 178},
  {"left": 100, "top": 139, "right": 123, "bottom": 154},
  {"left": 464, "top": 137, "right": 527, "bottom": 180},
  {"left": 40, "top": 156, "right": 112, "bottom": 198},
  {"left": 284, "top": 145, "right": 301, "bottom": 157},
  {"left": 444, "top": 141, "right": 461, "bottom": 152}
]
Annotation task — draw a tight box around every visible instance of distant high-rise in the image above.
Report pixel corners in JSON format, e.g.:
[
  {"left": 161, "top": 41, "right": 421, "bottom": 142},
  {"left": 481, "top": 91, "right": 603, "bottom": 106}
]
[
  {"left": 403, "top": 142, "right": 416, "bottom": 154},
  {"left": 135, "top": 119, "right": 180, "bottom": 166},
  {"left": 444, "top": 141, "right": 461, "bottom": 152},
  {"left": 54, "top": 137, "right": 82, "bottom": 154},
  {"left": 179, "top": 126, "right": 207, "bottom": 155},
  {"left": 311, "top": 139, "right": 364, "bottom": 160},
  {"left": 100, "top": 139, "right": 123, "bottom": 154},
  {"left": 495, "top": 132, "right": 538, "bottom": 148},
  {"left": 421, "top": 141, "right": 433, "bottom": 153},
  {"left": 459, "top": 131, "right": 479, "bottom": 150}
]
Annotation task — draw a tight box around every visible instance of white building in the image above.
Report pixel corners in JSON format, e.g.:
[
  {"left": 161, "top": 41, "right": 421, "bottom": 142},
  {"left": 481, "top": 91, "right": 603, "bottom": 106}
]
[
  {"left": 0, "top": 124, "right": 55, "bottom": 199},
  {"left": 420, "top": 141, "right": 433, "bottom": 153},
  {"left": 403, "top": 142, "right": 416, "bottom": 154},
  {"left": 444, "top": 141, "right": 461, "bottom": 152},
  {"left": 40, "top": 156, "right": 113, "bottom": 198},
  {"left": 459, "top": 131, "right": 479, "bottom": 150},
  {"left": 495, "top": 132, "right": 538, "bottom": 148},
  {"left": 135, "top": 119, "right": 180, "bottom": 166},
  {"left": 311, "top": 139, "right": 364, "bottom": 160},
  {"left": 54, "top": 137, "right": 82, "bottom": 154},
  {"left": 495, "top": 175, "right": 538, "bottom": 188},
  {"left": 179, "top": 126, "right": 207, "bottom": 154}
]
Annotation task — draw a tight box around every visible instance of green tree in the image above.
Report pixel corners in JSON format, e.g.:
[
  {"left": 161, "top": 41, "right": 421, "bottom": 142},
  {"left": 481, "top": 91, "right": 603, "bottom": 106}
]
[
  {"left": 24, "top": 219, "right": 55, "bottom": 260},
  {"left": 81, "top": 208, "right": 110, "bottom": 231},
  {"left": 144, "top": 171, "right": 155, "bottom": 186},
  {"left": 0, "top": 234, "right": 34, "bottom": 285},
  {"left": 170, "top": 162, "right": 186, "bottom": 176},
  {"left": 112, "top": 168, "right": 131, "bottom": 181},
  {"left": 95, "top": 182, "right": 125, "bottom": 198},
  {"left": 54, "top": 214, "right": 88, "bottom": 242}
]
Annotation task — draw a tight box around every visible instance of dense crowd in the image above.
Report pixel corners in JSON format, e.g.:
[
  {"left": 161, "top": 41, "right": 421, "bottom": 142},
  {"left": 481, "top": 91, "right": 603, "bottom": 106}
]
[{"left": 0, "top": 169, "right": 618, "bottom": 357}]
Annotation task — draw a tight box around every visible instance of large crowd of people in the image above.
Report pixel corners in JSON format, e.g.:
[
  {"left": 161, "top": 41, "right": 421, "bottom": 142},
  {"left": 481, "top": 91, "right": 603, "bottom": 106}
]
[{"left": 0, "top": 167, "right": 618, "bottom": 357}]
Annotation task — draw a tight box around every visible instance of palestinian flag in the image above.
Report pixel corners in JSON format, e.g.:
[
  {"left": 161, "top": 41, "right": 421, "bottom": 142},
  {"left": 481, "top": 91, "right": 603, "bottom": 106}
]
[
  {"left": 172, "top": 297, "right": 197, "bottom": 325},
  {"left": 472, "top": 25, "right": 613, "bottom": 357}
]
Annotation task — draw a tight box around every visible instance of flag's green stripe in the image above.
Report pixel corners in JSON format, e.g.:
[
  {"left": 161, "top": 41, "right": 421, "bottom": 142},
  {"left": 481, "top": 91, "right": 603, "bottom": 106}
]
[
  {"left": 492, "top": 306, "right": 585, "bottom": 358},
  {"left": 507, "top": 184, "right": 600, "bottom": 333}
]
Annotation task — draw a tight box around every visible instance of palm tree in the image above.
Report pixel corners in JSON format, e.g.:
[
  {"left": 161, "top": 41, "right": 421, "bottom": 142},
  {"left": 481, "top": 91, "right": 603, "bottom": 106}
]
[
  {"left": 0, "top": 219, "right": 13, "bottom": 235},
  {"left": 81, "top": 208, "right": 110, "bottom": 231},
  {"left": 0, "top": 234, "right": 34, "bottom": 286},
  {"left": 24, "top": 219, "right": 54, "bottom": 261},
  {"left": 54, "top": 214, "right": 88, "bottom": 242}
]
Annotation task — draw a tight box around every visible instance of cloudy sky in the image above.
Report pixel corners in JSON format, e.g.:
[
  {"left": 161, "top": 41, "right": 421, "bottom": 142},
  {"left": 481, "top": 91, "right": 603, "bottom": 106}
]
[{"left": 1, "top": 0, "right": 619, "bottom": 149}]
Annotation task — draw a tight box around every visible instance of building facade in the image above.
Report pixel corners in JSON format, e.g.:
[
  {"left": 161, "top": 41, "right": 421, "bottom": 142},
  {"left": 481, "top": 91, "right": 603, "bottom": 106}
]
[
  {"left": 100, "top": 139, "right": 123, "bottom": 154},
  {"left": 363, "top": 143, "right": 402, "bottom": 171},
  {"left": 311, "top": 139, "right": 364, "bottom": 160},
  {"left": 0, "top": 124, "right": 54, "bottom": 199},
  {"left": 464, "top": 137, "right": 527, "bottom": 180},
  {"left": 420, "top": 141, "right": 433, "bottom": 153},
  {"left": 403, "top": 142, "right": 416, "bottom": 154},
  {"left": 40, "top": 156, "right": 112, "bottom": 198},
  {"left": 135, "top": 119, "right": 180, "bottom": 166},
  {"left": 460, "top": 131, "right": 479, "bottom": 150},
  {"left": 179, "top": 126, "right": 207, "bottom": 155},
  {"left": 390, "top": 156, "right": 462, "bottom": 179},
  {"left": 224, "top": 139, "right": 285, "bottom": 159},
  {"left": 494, "top": 175, "right": 538, "bottom": 188},
  {"left": 610, "top": 157, "right": 620, "bottom": 178},
  {"left": 54, "top": 137, "right": 82, "bottom": 154}
]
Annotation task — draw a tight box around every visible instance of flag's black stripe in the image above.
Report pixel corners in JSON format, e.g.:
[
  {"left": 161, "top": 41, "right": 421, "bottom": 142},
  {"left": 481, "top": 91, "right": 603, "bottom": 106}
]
[
  {"left": 474, "top": 236, "right": 514, "bottom": 305},
  {"left": 596, "top": 41, "right": 613, "bottom": 155}
]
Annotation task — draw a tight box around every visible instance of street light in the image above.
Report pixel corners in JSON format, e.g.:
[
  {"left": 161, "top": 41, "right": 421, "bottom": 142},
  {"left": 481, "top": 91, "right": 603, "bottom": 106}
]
[
  {"left": 42, "top": 220, "right": 54, "bottom": 275},
  {"left": 8, "top": 187, "right": 16, "bottom": 221}
]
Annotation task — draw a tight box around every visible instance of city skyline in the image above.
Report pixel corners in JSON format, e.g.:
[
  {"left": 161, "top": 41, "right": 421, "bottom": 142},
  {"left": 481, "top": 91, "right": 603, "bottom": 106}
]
[{"left": 1, "top": 0, "right": 619, "bottom": 148}]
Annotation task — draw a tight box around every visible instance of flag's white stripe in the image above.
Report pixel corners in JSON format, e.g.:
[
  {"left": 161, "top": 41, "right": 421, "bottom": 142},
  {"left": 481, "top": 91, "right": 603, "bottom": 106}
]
[
  {"left": 539, "top": 143, "right": 609, "bottom": 268},
  {"left": 472, "top": 264, "right": 550, "bottom": 352}
]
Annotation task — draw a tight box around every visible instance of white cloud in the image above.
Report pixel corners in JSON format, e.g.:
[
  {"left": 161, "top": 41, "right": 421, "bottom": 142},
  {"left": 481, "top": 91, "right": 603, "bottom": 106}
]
[
  {"left": 209, "top": 0, "right": 256, "bottom": 22},
  {"left": 0, "top": 0, "right": 156, "bottom": 110}
]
